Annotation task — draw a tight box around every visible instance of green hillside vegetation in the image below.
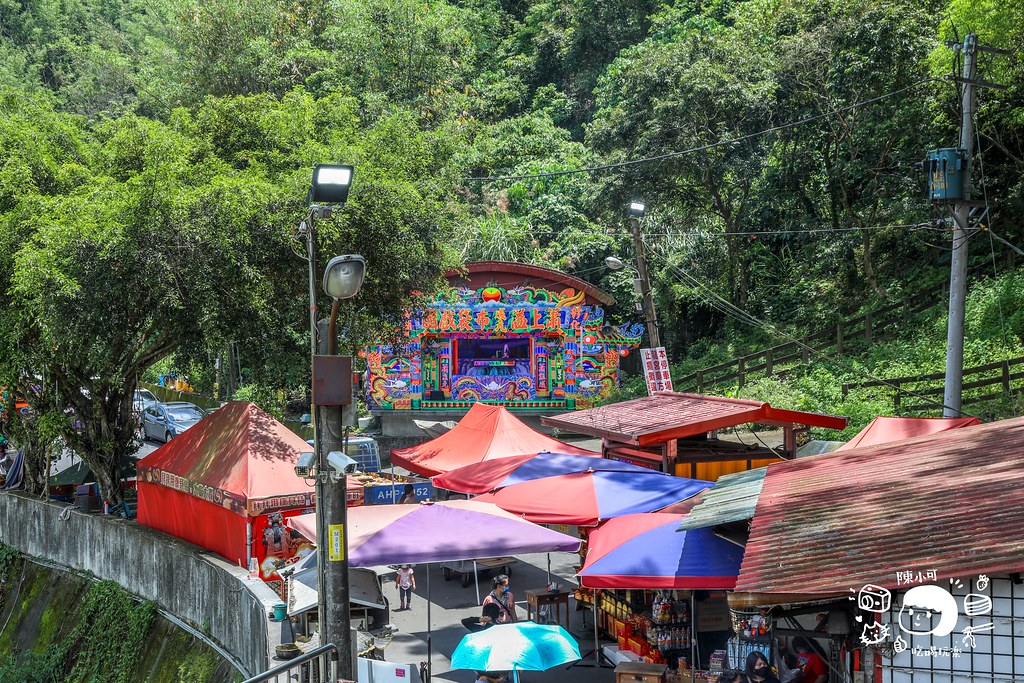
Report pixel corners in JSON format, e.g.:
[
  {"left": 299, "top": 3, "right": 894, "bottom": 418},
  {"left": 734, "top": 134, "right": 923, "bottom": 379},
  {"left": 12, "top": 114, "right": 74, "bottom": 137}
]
[
  {"left": 1, "top": 0, "right": 1022, "bottom": 502},
  {"left": 0, "top": 544, "right": 238, "bottom": 682}
]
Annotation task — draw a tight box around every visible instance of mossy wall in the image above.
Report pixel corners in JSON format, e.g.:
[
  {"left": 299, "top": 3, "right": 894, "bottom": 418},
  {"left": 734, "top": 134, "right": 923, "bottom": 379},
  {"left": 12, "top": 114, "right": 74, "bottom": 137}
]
[{"left": 0, "top": 558, "right": 240, "bottom": 683}]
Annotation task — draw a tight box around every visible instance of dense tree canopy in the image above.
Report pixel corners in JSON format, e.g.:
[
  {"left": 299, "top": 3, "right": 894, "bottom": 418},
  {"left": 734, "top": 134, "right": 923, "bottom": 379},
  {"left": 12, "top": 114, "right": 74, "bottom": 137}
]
[{"left": 1, "top": 0, "right": 1023, "bottom": 499}]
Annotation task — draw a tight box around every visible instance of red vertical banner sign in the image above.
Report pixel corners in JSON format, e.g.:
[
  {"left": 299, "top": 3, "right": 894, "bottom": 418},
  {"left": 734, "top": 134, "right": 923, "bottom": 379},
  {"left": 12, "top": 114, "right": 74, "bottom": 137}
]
[{"left": 640, "top": 347, "right": 673, "bottom": 396}]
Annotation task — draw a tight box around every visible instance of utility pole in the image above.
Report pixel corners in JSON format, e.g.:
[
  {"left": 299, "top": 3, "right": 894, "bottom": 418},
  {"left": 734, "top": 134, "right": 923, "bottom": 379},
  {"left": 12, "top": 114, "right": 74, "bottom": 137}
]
[
  {"left": 942, "top": 34, "right": 977, "bottom": 417},
  {"left": 629, "top": 209, "right": 662, "bottom": 349}
]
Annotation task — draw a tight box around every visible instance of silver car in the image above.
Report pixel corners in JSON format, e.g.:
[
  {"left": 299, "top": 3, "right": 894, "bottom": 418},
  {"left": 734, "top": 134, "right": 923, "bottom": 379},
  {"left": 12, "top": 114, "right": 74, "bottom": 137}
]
[{"left": 140, "top": 401, "right": 206, "bottom": 443}]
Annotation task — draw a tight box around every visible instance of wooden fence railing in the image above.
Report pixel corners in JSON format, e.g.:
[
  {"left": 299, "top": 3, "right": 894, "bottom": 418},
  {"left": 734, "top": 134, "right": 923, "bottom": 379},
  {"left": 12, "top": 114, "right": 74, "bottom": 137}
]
[
  {"left": 677, "top": 292, "right": 940, "bottom": 392},
  {"left": 840, "top": 356, "right": 1024, "bottom": 414}
]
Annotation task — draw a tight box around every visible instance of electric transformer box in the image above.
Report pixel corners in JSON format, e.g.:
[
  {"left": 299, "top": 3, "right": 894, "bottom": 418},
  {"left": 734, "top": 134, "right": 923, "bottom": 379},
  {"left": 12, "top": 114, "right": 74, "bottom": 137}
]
[{"left": 926, "top": 147, "right": 967, "bottom": 202}]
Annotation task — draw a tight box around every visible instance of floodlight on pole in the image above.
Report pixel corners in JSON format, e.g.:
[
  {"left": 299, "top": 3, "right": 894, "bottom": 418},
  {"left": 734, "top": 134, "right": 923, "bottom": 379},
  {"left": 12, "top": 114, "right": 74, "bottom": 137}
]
[
  {"left": 302, "top": 163, "right": 359, "bottom": 682},
  {"left": 310, "top": 164, "right": 354, "bottom": 205},
  {"left": 627, "top": 201, "right": 646, "bottom": 218}
]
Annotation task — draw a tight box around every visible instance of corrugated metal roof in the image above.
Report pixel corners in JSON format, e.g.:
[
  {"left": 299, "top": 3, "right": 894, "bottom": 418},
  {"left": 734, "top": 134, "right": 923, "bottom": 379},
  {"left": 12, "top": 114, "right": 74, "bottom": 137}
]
[
  {"left": 678, "top": 467, "right": 767, "bottom": 530},
  {"left": 734, "top": 416, "right": 1024, "bottom": 596},
  {"left": 542, "top": 392, "right": 846, "bottom": 446}
]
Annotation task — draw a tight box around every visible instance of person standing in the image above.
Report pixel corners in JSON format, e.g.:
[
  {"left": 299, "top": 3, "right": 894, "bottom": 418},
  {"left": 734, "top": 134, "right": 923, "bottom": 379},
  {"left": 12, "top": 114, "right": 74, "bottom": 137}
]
[
  {"left": 746, "top": 651, "right": 780, "bottom": 683},
  {"left": 395, "top": 564, "right": 416, "bottom": 611},
  {"left": 398, "top": 484, "right": 416, "bottom": 504},
  {"left": 482, "top": 574, "right": 517, "bottom": 623},
  {"left": 793, "top": 638, "right": 828, "bottom": 683}
]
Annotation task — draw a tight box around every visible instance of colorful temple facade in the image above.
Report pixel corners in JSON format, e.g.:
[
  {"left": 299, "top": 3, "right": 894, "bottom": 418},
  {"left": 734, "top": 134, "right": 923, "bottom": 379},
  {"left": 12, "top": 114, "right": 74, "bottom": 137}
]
[{"left": 365, "top": 261, "right": 644, "bottom": 412}]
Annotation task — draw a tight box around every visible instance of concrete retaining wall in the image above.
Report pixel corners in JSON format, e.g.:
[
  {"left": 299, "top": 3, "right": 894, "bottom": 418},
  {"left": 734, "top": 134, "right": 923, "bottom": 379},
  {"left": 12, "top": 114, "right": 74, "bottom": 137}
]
[{"left": 0, "top": 491, "right": 281, "bottom": 677}]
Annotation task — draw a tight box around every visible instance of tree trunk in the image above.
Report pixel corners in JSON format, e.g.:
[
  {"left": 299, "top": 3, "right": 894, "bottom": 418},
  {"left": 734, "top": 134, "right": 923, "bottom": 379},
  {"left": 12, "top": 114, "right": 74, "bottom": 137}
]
[{"left": 860, "top": 228, "right": 887, "bottom": 298}]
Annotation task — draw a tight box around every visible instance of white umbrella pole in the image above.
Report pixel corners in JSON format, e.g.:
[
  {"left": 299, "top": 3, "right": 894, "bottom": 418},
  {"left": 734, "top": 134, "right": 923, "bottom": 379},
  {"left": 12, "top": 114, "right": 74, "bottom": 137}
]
[{"left": 474, "top": 560, "right": 481, "bottom": 606}]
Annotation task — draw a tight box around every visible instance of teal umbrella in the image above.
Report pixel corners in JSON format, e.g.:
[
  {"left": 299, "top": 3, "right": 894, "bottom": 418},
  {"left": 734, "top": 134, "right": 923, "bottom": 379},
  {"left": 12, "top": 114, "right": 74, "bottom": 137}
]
[{"left": 450, "top": 622, "right": 581, "bottom": 682}]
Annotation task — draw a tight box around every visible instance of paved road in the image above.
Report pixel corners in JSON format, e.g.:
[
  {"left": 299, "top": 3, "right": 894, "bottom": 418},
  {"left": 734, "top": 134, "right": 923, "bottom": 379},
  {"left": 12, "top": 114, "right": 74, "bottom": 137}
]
[{"left": 377, "top": 550, "right": 616, "bottom": 683}]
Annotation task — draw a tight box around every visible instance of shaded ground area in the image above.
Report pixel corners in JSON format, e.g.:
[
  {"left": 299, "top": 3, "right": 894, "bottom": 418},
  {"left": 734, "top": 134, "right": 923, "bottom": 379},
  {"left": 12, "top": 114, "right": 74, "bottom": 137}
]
[{"left": 378, "top": 551, "right": 616, "bottom": 683}]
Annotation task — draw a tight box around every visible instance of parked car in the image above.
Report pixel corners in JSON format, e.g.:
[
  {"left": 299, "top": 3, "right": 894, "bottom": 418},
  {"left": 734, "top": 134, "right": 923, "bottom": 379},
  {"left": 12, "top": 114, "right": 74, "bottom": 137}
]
[
  {"left": 141, "top": 402, "right": 206, "bottom": 443},
  {"left": 133, "top": 389, "right": 159, "bottom": 415}
]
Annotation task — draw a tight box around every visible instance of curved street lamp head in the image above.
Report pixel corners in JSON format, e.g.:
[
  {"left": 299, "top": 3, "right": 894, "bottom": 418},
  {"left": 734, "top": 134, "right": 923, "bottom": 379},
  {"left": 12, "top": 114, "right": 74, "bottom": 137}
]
[
  {"left": 604, "top": 256, "right": 626, "bottom": 271},
  {"left": 323, "top": 254, "right": 366, "bottom": 300},
  {"left": 627, "top": 201, "right": 646, "bottom": 218},
  {"left": 310, "top": 164, "right": 354, "bottom": 205}
]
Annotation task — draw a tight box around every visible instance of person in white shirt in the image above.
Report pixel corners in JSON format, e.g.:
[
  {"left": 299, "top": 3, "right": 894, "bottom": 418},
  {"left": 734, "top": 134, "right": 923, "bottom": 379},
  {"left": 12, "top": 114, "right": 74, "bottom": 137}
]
[{"left": 395, "top": 565, "right": 416, "bottom": 611}]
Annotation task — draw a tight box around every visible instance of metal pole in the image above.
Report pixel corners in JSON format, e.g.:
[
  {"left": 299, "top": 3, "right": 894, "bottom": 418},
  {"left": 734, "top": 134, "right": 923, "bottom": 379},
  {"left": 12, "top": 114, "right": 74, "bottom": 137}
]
[
  {"left": 304, "top": 220, "right": 329, "bottom": 676},
  {"left": 944, "top": 33, "right": 977, "bottom": 417},
  {"left": 631, "top": 216, "right": 661, "bottom": 348},
  {"left": 319, "top": 301, "right": 353, "bottom": 679}
]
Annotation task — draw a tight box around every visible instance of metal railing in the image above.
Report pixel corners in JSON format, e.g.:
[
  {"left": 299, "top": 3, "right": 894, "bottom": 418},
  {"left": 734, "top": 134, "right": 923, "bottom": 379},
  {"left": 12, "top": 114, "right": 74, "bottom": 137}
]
[{"left": 242, "top": 644, "right": 338, "bottom": 683}]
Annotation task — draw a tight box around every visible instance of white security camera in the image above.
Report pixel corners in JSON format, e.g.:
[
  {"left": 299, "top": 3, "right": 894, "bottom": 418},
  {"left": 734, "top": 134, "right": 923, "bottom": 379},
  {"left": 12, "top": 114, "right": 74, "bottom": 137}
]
[
  {"left": 327, "top": 451, "right": 359, "bottom": 476},
  {"left": 295, "top": 451, "right": 316, "bottom": 478}
]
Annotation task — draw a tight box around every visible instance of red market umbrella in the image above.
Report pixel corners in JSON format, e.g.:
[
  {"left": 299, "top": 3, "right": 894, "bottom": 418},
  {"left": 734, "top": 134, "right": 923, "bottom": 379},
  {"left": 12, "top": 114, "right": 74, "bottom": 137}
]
[
  {"left": 432, "top": 452, "right": 652, "bottom": 494},
  {"left": 474, "top": 470, "right": 711, "bottom": 526},
  {"left": 578, "top": 513, "right": 742, "bottom": 589}
]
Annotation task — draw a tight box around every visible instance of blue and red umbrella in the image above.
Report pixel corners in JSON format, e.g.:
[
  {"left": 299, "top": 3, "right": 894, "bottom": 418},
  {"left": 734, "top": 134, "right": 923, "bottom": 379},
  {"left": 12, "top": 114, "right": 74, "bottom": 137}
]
[
  {"left": 432, "top": 452, "right": 655, "bottom": 494},
  {"left": 578, "top": 513, "right": 743, "bottom": 589},
  {"left": 475, "top": 470, "right": 710, "bottom": 526}
]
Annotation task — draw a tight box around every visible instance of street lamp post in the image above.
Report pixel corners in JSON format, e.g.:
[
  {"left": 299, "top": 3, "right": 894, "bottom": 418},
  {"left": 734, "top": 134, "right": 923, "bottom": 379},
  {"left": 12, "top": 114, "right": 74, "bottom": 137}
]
[
  {"left": 606, "top": 201, "right": 661, "bottom": 349},
  {"left": 626, "top": 201, "right": 661, "bottom": 349},
  {"left": 304, "top": 164, "right": 363, "bottom": 681}
]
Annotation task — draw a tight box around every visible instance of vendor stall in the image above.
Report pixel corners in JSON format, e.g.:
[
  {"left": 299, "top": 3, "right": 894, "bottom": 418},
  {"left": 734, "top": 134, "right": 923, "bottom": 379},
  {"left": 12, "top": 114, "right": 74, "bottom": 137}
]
[
  {"left": 138, "top": 402, "right": 324, "bottom": 596},
  {"left": 577, "top": 513, "right": 744, "bottom": 681}
]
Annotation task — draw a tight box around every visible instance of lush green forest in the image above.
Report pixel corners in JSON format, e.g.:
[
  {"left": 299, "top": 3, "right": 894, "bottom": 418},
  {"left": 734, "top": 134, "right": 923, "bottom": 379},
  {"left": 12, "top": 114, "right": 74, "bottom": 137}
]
[{"left": 2, "top": 0, "right": 1023, "bottom": 499}]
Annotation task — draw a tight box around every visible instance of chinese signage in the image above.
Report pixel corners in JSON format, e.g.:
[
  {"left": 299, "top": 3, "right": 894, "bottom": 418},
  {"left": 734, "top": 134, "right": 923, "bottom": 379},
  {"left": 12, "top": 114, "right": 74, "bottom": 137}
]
[{"left": 641, "top": 347, "right": 673, "bottom": 395}]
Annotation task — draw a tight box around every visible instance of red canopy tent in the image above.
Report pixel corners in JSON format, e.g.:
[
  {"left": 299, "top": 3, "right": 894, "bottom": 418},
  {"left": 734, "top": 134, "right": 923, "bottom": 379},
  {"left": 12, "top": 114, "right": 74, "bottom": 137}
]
[
  {"left": 390, "top": 402, "right": 595, "bottom": 477},
  {"left": 137, "top": 401, "right": 358, "bottom": 594},
  {"left": 836, "top": 416, "right": 980, "bottom": 451}
]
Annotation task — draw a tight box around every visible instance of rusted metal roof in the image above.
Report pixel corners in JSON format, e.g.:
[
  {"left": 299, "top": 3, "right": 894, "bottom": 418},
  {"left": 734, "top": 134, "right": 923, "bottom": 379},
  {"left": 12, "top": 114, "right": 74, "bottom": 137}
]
[
  {"left": 734, "top": 416, "right": 1024, "bottom": 596},
  {"left": 542, "top": 392, "right": 847, "bottom": 446},
  {"left": 677, "top": 467, "right": 767, "bottom": 531}
]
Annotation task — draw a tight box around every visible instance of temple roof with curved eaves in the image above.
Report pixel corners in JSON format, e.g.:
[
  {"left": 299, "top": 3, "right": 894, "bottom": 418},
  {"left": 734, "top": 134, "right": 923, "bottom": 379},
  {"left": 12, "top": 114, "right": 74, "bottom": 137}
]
[{"left": 445, "top": 261, "right": 615, "bottom": 307}]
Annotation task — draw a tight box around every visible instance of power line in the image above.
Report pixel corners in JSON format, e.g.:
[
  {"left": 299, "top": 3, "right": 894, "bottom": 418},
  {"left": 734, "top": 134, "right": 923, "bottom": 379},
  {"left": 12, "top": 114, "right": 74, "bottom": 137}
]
[
  {"left": 643, "top": 244, "right": 980, "bottom": 419},
  {"left": 462, "top": 78, "right": 940, "bottom": 182}
]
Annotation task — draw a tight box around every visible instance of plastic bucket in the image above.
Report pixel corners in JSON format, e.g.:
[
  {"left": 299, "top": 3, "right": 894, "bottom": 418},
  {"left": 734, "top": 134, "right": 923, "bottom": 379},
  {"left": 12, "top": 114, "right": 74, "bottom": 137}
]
[{"left": 272, "top": 603, "right": 288, "bottom": 621}]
